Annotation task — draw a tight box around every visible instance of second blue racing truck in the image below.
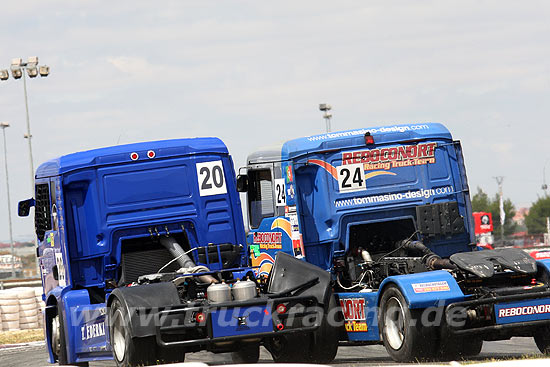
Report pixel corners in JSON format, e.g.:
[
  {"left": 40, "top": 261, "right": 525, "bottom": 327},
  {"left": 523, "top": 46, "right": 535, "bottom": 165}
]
[
  {"left": 238, "top": 122, "right": 550, "bottom": 362},
  {"left": 19, "top": 137, "right": 334, "bottom": 366}
]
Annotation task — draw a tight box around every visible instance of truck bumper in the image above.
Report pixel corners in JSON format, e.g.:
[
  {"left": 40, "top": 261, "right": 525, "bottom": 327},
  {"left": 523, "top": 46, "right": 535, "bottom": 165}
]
[
  {"left": 445, "top": 290, "right": 550, "bottom": 335},
  {"left": 153, "top": 294, "right": 321, "bottom": 348}
]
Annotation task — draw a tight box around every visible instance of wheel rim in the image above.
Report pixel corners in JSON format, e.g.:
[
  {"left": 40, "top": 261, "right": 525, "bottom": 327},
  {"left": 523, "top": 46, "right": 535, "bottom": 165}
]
[
  {"left": 51, "top": 315, "right": 60, "bottom": 356},
  {"left": 384, "top": 296, "right": 405, "bottom": 350},
  {"left": 112, "top": 308, "right": 126, "bottom": 362}
]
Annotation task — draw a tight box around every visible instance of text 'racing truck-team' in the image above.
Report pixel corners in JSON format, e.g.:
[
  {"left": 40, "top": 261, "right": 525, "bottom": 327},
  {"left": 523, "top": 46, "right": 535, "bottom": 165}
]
[
  {"left": 19, "top": 137, "right": 336, "bottom": 366},
  {"left": 237, "top": 122, "right": 550, "bottom": 362}
]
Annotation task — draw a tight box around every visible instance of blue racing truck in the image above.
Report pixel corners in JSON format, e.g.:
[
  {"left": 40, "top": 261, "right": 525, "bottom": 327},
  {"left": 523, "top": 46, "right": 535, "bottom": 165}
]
[
  {"left": 238, "top": 122, "right": 550, "bottom": 362},
  {"left": 19, "top": 137, "right": 333, "bottom": 366}
]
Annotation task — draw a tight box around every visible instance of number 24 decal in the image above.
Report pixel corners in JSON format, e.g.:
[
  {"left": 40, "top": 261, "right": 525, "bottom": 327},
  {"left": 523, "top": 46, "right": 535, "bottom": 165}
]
[
  {"left": 275, "top": 179, "right": 286, "bottom": 206},
  {"left": 337, "top": 163, "right": 366, "bottom": 192},
  {"left": 196, "top": 161, "right": 227, "bottom": 196}
]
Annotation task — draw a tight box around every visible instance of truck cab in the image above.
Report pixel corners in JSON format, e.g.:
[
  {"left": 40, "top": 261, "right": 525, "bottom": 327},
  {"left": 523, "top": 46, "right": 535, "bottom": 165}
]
[{"left": 241, "top": 123, "right": 473, "bottom": 273}]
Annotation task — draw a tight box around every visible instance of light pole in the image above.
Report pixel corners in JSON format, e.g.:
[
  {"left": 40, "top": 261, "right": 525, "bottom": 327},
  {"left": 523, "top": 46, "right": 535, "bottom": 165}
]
[
  {"left": 0, "top": 122, "right": 15, "bottom": 278},
  {"left": 0, "top": 57, "right": 50, "bottom": 193},
  {"left": 543, "top": 159, "right": 549, "bottom": 197},
  {"left": 319, "top": 103, "right": 332, "bottom": 133}
]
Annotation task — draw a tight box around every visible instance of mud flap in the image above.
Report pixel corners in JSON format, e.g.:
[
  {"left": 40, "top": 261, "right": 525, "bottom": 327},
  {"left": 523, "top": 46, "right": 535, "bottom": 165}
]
[{"left": 267, "top": 251, "right": 332, "bottom": 306}]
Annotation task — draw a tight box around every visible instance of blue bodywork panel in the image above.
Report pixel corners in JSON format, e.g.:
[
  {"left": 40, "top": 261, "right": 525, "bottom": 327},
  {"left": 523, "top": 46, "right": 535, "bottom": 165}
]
[
  {"left": 494, "top": 297, "right": 550, "bottom": 325},
  {"left": 378, "top": 270, "right": 465, "bottom": 309},
  {"left": 210, "top": 304, "right": 273, "bottom": 338}
]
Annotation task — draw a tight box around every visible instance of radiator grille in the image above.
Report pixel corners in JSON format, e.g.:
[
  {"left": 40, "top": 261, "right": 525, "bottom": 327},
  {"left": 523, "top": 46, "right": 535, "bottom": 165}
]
[{"left": 121, "top": 248, "right": 180, "bottom": 284}]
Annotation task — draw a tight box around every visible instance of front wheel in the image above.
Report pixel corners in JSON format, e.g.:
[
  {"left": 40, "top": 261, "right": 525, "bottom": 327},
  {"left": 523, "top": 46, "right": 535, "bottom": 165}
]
[
  {"left": 379, "top": 285, "right": 436, "bottom": 362},
  {"left": 51, "top": 304, "right": 68, "bottom": 365}
]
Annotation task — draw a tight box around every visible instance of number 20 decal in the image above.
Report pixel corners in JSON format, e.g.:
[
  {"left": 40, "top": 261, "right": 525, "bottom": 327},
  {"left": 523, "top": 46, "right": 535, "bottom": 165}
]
[
  {"left": 337, "top": 163, "right": 366, "bottom": 193},
  {"left": 196, "top": 160, "right": 227, "bottom": 196}
]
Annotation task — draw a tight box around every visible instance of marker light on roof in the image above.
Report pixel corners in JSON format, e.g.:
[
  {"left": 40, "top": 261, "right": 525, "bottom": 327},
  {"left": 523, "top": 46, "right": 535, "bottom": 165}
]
[
  {"left": 130, "top": 152, "right": 139, "bottom": 160},
  {"left": 364, "top": 132, "right": 374, "bottom": 145},
  {"left": 147, "top": 150, "right": 155, "bottom": 159}
]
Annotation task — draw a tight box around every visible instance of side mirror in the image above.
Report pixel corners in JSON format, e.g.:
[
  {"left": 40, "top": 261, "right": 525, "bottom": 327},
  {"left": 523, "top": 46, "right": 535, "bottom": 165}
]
[
  {"left": 236, "top": 175, "right": 248, "bottom": 192},
  {"left": 18, "top": 198, "right": 35, "bottom": 217}
]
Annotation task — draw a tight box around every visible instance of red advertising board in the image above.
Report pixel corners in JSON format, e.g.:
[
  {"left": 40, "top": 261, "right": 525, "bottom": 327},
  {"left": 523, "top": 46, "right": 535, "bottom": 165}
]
[{"left": 473, "top": 212, "right": 493, "bottom": 234}]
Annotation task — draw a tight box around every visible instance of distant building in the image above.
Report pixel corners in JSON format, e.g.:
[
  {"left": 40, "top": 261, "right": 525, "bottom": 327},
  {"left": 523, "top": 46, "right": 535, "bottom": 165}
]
[
  {"left": 513, "top": 207, "right": 530, "bottom": 226},
  {"left": 0, "top": 254, "right": 23, "bottom": 279}
]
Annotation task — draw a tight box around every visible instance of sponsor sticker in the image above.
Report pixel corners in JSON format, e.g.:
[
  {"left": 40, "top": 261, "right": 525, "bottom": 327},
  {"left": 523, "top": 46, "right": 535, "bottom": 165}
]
[
  {"left": 495, "top": 298, "right": 550, "bottom": 324},
  {"left": 81, "top": 322, "right": 106, "bottom": 341},
  {"left": 342, "top": 142, "right": 437, "bottom": 170},
  {"left": 412, "top": 281, "right": 450, "bottom": 293},
  {"left": 253, "top": 232, "right": 282, "bottom": 250},
  {"left": 339, "top": 298, "right": 368, "bottom": 332}
]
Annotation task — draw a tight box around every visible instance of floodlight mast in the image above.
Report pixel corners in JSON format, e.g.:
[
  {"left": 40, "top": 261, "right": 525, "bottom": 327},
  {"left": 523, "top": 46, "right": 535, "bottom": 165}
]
[
  {"left": 1, "top": 57, "right": 50, "bottom": 277},
  {"left": 1, "top": 57, "right": 50, "bottom": 194},
  {"left": 319, "top": 103, "right": 332, "bottom": 133}
]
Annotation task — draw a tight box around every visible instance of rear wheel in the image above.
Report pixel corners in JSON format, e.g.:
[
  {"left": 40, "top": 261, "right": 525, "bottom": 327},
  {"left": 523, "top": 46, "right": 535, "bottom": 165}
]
[
  {"left": 379, "top": 285, "right": 436, "bottom": 362},
  {"left": 231, "top": 343, "right": 260, "bottom": 363},
  {"left": 535, "top": 326, "right": 550, "bottom": 354},
  {"left": 307, "top": 294, "right": 341, "bottom": 363},
  {"left": 109, "top": 298, "right": 157, "bottom": 367},
  {"left": 267, "top": 334, "right": 308, "bottom": 363}
]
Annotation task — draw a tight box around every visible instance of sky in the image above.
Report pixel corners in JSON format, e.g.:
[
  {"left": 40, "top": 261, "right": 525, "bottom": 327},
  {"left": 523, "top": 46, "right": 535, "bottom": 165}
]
[{"left": 0, "top": 0, "right": 549, "bottom": 241}]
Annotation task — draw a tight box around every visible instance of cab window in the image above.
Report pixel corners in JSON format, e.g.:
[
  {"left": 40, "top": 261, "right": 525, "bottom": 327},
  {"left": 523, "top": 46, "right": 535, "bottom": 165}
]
[{"left": 247, "top": 169, "right": 274, "bottom": 229}]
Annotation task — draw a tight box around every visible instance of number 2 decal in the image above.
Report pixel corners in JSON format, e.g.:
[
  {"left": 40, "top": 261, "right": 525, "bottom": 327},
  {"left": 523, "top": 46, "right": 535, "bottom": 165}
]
[
  {"left": 275, "top": 178, "right": 286, "bottom": 206},
  {"left": 196, "top": 160, "right": 227, "bottom": 196},
  {"left": 337, "top": 163, "right": 366, "bottom": 192}
]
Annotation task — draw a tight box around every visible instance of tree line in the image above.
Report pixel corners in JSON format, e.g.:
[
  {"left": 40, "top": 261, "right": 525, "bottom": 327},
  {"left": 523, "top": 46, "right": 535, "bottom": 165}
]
[{"left": 471, "top": 187, "right": 550, "bottom": 235}]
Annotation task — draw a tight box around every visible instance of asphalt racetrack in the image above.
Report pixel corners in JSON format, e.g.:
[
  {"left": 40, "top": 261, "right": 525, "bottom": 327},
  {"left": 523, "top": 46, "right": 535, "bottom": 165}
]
[{"left": 0, "top": 337, "right": 543, "bottom": 366}]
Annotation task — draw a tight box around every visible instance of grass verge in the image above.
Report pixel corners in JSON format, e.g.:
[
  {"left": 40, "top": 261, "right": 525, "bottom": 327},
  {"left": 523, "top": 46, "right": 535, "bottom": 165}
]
[{"left": 0, "top": 329, "right": 45, "bottom": 345}]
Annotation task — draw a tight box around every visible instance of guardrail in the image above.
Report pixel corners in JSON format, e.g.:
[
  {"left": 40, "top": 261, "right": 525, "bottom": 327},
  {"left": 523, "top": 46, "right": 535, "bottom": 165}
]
[{"left": 0, "top": 278, "right": 41, "bottom": 290}]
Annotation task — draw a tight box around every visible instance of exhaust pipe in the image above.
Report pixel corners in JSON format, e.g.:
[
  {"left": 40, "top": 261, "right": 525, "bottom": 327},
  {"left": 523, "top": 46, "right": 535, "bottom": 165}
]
[{"left": 159, "top": 236, "right": 217, "bottom": 283}]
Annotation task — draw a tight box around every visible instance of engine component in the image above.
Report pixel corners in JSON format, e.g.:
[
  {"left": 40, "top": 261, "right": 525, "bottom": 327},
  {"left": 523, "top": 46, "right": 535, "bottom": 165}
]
[
  {"left": 207, "top": 282, "right": 231, "bottom": 303},
  {"left": 160, "top": 236, "right": 217, "bottom": 284},
  {"left": 232, "top": 280, "right": 257, "bottom": 301},
  {"left": 402, "top": 240, "right": 456, "bottom": 271}
]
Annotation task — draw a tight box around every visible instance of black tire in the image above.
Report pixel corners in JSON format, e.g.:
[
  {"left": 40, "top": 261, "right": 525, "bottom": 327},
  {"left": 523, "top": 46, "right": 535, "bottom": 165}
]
[
  {"left": 158, "top": 347, "right": 186, "bottom": 364},
  {"left": 109, "top": 298, "right": 157, "bottom": 367},
  {"left": 267, "top": 334, "right": 309, "bottom": 363},
  {"left": 307, "top": 294, "right": 342, "bottom": 363},
  {"left": 52, "top": 303, "right": 89, "bottom": 366},
  {"left": 462, "top": 337, "right": 483, "bottom": 357},
  {"left": 231, "top": 343, "right": 260, "bottom": 363},
  {"left": 52, "top": 303, "right": 68, "bottom": 365},
  {"left": 379, "top": 285, "right": 436, "bottom": 362},
  {"left": 535, "top": 326, "right": 550, "bottom": 354},
  {"left": 439, "top": 326, "right": 483, "bottom": 360}
]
